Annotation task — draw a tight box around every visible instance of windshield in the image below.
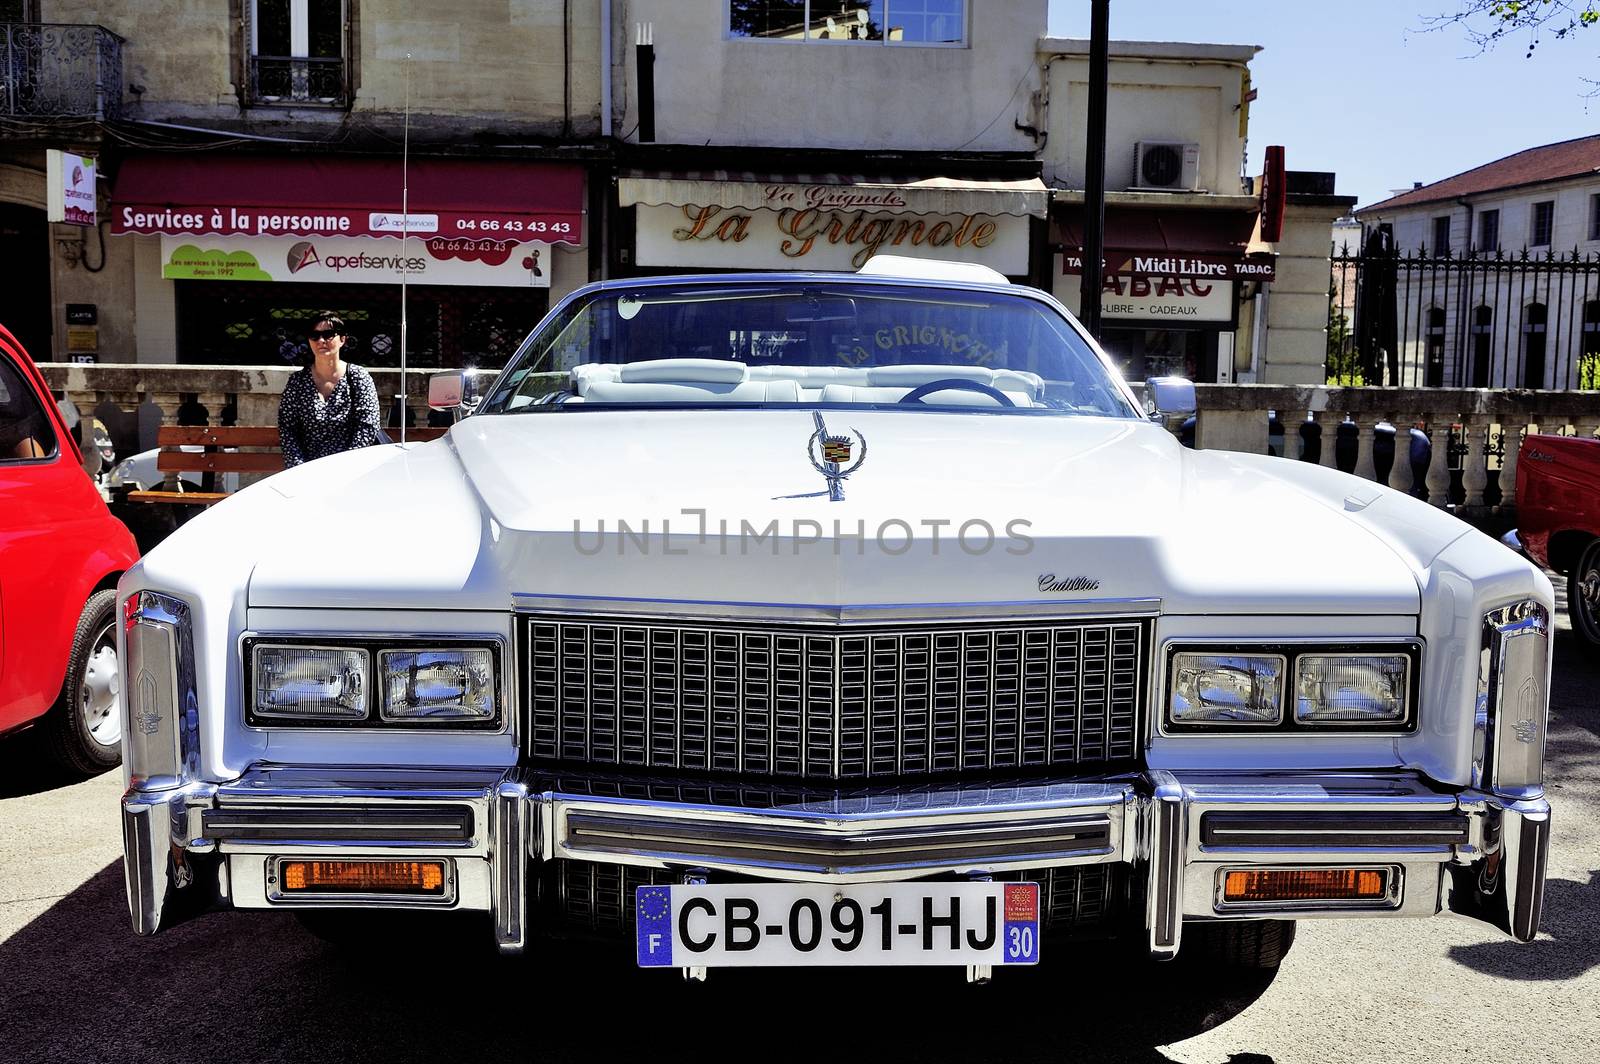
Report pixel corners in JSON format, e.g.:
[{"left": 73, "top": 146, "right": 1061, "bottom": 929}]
[{"left": 480, "top": 280, "right": 1140, "bottom": 418}]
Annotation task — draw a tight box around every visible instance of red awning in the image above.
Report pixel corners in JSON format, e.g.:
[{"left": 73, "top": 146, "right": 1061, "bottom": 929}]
[
  {"left": 110, "top": 155, "right": 586, "bottom": 244},
  {"left": 1056, "top": 206, "right": 1274, "bottom": 282}
]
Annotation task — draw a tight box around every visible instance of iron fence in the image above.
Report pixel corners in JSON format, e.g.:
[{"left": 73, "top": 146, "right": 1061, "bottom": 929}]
[
  {"left": 1329, "top": 243, "right": 1600, "bottom": 389},
  {"left": 0, "top": 22, "right": 123, "bottom": 120}
]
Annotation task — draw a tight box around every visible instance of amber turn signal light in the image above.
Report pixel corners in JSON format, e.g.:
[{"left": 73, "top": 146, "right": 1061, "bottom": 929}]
[
  {"left": 280, "top": 860, "right": 447, "bottom": 895},
  {"left": 1223, "top": 868, "right": 1387, "bottom": 903}
]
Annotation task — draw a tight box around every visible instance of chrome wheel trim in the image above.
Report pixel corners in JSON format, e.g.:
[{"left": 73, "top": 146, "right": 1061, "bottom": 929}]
[{"left": 80, "top": 620, "right": 121, "bottom": 747}]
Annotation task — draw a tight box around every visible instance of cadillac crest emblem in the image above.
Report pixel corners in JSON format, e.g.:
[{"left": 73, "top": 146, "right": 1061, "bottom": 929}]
[{"left": 777, "top": 411, "right": 866, "bottom": 502}]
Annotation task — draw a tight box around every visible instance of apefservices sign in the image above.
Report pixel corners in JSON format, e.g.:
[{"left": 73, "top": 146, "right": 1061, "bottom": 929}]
[{"left": 159, "top": 234, "right": 552, "bottom": 287}]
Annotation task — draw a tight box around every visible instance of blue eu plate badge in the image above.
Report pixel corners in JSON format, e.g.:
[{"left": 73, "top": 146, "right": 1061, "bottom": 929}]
[{"left": 636, "top": 885, "right": 675, "bottom": 966}]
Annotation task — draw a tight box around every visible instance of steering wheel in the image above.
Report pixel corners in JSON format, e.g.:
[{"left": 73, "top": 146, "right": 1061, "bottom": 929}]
[{"left": 897, "top": 378, "right": 1016, "bottom": 407}]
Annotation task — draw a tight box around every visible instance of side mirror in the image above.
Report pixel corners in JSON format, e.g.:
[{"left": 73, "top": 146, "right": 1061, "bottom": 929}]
[
  {"left": 428, "top": 372, "right": 464, "bottom": 411},
  {"left": 428, "top": 370, "right": 498, "bottom": 420},
  {"left": 1144, "top": 376, "right": 1196, "bottom": 420}
]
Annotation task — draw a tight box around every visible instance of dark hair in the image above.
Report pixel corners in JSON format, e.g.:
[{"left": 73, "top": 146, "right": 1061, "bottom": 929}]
[{"left": 307, "top": 311, "right": 347, "bottom": 336}]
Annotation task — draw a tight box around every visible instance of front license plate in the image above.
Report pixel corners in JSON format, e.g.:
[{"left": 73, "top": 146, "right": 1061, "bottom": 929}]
[{"left": 635, "top": 882, "right": 1040, "bottom": 968}]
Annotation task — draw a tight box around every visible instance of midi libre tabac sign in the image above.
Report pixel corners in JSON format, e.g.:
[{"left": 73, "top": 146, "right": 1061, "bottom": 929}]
[{"left": 627, "top": 180, "right": 1038, "bottom": 275}]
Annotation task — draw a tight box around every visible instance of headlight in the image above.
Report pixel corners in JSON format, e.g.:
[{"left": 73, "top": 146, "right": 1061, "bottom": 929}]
[
  {"left": 1295, "top": 654, "right": 1409, "bottom": 723},
  {"left": 253, "top": 646, "right": 368, "bottom": 720},
  {"left": 380, "top": 648, "right": 496, "bottom": 721},
  {"left": 1169, "top": 653, "right": 1285, "bottom": 725}
]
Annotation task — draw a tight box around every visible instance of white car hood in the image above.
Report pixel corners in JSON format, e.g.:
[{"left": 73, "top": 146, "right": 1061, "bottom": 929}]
[{"left": 243, "top": 409, "right": 1430, "bottom": 615}]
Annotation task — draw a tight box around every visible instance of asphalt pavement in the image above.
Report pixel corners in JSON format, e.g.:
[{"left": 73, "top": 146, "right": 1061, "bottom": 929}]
[{"left": 1, "top": 582, "right": 1596, "bottom": 1064}]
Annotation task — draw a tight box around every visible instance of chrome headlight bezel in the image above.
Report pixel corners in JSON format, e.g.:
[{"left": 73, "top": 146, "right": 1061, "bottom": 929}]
[
  {"left": 1163, "top": 641, "right": 1421, "bottom": 734},
  {"left": 244, "top": 635, "right": 504, "bottom": 730}
]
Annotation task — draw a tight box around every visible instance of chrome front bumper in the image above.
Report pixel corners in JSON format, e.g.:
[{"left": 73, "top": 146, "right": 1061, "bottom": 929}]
[{"left": 122, "top": 765, "right": 1552, "bottom": 958}]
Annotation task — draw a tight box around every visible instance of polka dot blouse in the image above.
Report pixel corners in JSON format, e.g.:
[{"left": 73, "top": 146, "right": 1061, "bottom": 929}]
[{"left": 277, "top": 364, "right": 381, "bottom": 468}]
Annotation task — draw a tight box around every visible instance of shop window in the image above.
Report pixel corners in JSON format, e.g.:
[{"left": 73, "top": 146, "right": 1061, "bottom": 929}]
[
  {"left": 1477, "top": 209, "right": 1499, "bottom": 254},
  {"left": 1530, "top": 201, "right": 1553, "bottom": 248},
  {"left": 1431, "top": 216, "right": 1450, "bottom": 255},
  {"left": 1425, "top": 307, "right": 1446, "bottom": 386},
  {"left": 247, "top": 0, "right": 349, "bottom": 106},
  {"left": 1522, "top": 302, "right": 1547, "bottom": 388},
  {"left": 728, "top": 1, "right": 966, "bottom": 44},
  {"left": 1470, "top": 304, "right": 1493, "bottom": 388}
]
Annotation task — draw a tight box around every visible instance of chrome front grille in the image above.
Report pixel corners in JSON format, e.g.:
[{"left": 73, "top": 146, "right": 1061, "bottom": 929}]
[{"left": 522, "top": 617, "right": 1148, "bottom": 781}]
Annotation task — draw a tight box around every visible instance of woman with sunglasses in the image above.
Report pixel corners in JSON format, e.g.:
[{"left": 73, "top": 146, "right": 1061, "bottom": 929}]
[{"left": 276, "top": 312, "right": 382, "bottom": 468}]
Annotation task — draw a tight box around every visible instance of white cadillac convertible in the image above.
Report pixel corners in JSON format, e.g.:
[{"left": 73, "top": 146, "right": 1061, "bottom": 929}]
[{"left": 119, "top": 257, "right": 1553, "bottom": 978}]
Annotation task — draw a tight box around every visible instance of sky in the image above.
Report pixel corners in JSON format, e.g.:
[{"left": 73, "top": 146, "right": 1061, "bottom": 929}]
[{"left": 1046, "top": 0, "right": 1599, "bottom": 210}]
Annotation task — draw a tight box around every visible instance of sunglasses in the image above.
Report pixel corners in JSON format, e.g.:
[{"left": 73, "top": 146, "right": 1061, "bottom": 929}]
[{"left": 307, "top": 329, "right": 342, "bottom": 340}]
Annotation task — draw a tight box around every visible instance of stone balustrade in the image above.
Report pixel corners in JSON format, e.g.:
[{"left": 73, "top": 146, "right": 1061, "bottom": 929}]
[
  {"left": 37, "top": 365, "right": 1600, "bottom": 521},
  {"left": 39, "top": 364, "right": 449, "bottom": 454},
  {"left": 1193, "top": 384, "right": 1600, "bottom": 521}
]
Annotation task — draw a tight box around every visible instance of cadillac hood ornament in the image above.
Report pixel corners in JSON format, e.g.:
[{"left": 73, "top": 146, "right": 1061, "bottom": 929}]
[{"left": 779, "top": 411, "right": 867, "bottom": 502}]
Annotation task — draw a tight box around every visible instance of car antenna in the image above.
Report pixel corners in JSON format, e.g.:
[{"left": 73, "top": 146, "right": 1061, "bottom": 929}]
[{"left": 397, "top": 49, "right": 412, "bottom": 445}]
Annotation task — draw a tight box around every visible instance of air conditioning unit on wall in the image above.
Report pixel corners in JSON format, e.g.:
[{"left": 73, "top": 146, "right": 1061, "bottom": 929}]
[{"left": 1133, "top": 141, "right": 1201, "bottom": 191}]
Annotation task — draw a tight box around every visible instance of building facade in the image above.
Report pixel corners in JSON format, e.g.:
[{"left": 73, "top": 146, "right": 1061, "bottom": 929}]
[
  {"left": 1, "top": 1, "right": 1347, "bottom": 392},
  {"left": 608, "top": 0, "right": 1052, "bottom": 282},
  {"left": 1036, "top": 38, "right": 1351, "bottom": 385},
  {"left": 1353, "top": 135, "right": 1600, "bottom": 389},
  {"left": 2, "top": 0, "right": 607, "bottom": 373}
]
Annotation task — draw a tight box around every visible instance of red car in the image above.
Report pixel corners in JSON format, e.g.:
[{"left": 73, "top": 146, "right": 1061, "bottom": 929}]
[
  {"left": 0, "top": 325, "right": 140, "bottom": 773},
  {"left": 1513, "top": 433, "right": 1600, "bottom": 647}
]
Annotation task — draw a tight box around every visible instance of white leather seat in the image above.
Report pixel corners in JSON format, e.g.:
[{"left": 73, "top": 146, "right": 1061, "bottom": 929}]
[
  {"left": 747, "top": 366, "right": 875, "bottom": 386},
  {"left": 583, "top": 378, "right": 801, "bottom": 403},
  {"left": 618, "top": 358, "right": 748, "bottom": 384}
]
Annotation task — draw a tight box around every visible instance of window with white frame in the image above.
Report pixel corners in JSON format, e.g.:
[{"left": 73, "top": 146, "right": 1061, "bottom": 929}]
[
  {"left": 1530, "top": 200, "right": 1554, "bottom": 247},
  {"left": 248, "top": 0, "right": 348, "bottom": 105},
  {"left": 727, "top": 1, "right": 966, "bottom": 45},
  {"left": 1589, "top": 193, "right": 1600, "bottom": 241}
]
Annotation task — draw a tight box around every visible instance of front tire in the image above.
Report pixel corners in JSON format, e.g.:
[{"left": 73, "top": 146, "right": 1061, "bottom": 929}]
[
  {"left": 1569, "top": 540, "right": 1600, "bottom": 648},
  {"left": 1186, "top": 919, "right": 1296, "bottom": 970},
  {"left": 43, "top": 588, "right": 123, "bottom": 777}
]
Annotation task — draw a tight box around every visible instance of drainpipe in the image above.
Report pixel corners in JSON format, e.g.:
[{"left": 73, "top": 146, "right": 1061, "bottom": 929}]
[
  {"left": 1456, "top": 196, "right": 1474, "bottom": 386},
  {"left": 636, "top": 22, "right": 656, "bottom": 143},
  {"left": 600, "top": 0, "right": 613, "bottom": 138}
]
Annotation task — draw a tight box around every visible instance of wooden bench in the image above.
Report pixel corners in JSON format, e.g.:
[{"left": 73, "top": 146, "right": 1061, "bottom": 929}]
[{"left": 128, "top": 425, "right": 449, "bottom": 506}]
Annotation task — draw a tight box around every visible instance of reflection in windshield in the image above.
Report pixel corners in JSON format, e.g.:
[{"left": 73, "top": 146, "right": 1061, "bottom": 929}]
[{"left": 481, "top": 281, "right": 1139, "bottom": 418}]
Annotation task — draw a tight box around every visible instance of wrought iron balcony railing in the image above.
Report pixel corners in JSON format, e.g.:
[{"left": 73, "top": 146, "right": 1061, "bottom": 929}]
[
  {"left": 0, "top": 22, "right": 124, "bottom": 120},
  {"left": 248, "top": 55, "right": 348, "bottom": 107}
]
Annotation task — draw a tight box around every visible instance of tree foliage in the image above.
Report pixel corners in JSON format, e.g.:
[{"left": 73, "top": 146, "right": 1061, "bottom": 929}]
[
  {"left": 1325, "top": 281, "right": 1365, "bottom": 386},
  {"left": 1425, "top": 1, "right": 1598, "bottom": 58}
]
